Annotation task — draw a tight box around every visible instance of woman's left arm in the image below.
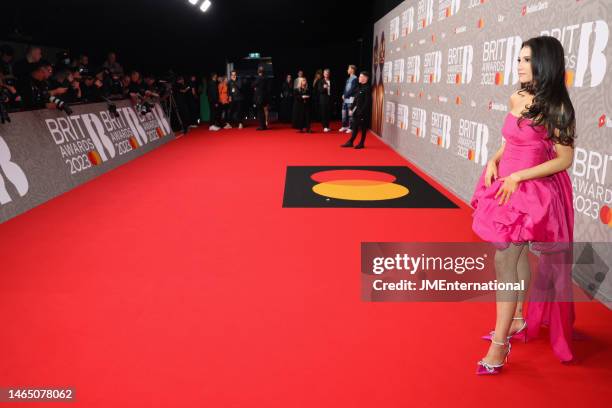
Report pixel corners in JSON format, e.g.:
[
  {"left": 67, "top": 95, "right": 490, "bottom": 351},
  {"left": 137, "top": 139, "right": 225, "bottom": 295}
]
[{"left": 512, "top": 143, "right": 574, "bottom": 182}]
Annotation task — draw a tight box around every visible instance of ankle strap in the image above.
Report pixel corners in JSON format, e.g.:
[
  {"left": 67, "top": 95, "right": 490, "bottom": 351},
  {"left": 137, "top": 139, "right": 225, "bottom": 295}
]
[
  {"left": 513, "top": 317, "right": 524, "bottom": 320},
  {"left": 491, "top": 338, "right": 508, "bottom": 346}
]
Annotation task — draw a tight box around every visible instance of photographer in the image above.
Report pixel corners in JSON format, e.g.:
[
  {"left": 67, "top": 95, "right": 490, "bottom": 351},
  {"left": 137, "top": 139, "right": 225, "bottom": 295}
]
[
  {"left": 49, "top": 68, "right": 81, "bottom": 103},
  {"left": 13, "top": 46, "right": 42, "bottom": 80},
  {"left": 0, "top": 72, "right": 21, "bottom": 122},
  {"left": 80, "top": 70, "right": 106, "bottom": 103},
  {"left": 1, "top": 44, "right": 15, "bottom": 77},
  {"left": 17, "top": 61, "right": 71, "bottom": 114},
  {"left": 174, "top": 75, "right": 196, "bottom": 130}
]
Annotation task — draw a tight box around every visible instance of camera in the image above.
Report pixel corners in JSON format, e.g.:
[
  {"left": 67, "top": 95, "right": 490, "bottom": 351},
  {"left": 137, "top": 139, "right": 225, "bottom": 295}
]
[
  {"left": 49, "top": 96, "right": 73, "bottom": 115},
  {"left": 0, "top": 87, "right": 11, "bottom": 124},
  {"left": 137, "top": 101, "right": 154, "bottom": 116}
]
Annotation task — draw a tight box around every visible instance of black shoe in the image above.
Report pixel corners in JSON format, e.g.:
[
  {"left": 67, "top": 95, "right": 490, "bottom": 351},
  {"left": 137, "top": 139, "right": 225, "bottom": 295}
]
[
  {"left": 341, "top": 142, "right": 353, "bottom": 148},
  {"left": 354, "top": 144, "right": 365, "bottom": 149},
  {"left": 256, "top": 127, "right": 267, "bottom": 131}
]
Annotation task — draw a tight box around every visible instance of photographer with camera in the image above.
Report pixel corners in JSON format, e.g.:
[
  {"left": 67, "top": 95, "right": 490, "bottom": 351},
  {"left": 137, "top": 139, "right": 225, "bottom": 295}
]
[
  {"left": 17, "top": 61, "right": 72, "bottom": 115},
  {"left": 0, "top": 71, "right": 21, "bottom": 123},
  {"left": 49, "top": 68, "right": 82, "bottom": 103}
]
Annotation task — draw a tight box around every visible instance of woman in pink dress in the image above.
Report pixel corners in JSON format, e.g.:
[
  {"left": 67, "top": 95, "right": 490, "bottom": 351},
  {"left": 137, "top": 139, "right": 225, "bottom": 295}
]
[{"left": 471, "top": 36, "right": 576, "bottom": 375}]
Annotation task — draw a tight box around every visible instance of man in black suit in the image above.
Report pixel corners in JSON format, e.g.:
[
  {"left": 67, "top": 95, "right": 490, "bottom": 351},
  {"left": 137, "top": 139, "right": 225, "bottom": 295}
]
[
  {"left": 253, "top": 66, "right": 269, "bottom": 131},
  {"left": 316, "top": 68, "right": 334, "bottom": 132},
  {"left": 341, "top": 71, "right": 371, "bottom": 149}
]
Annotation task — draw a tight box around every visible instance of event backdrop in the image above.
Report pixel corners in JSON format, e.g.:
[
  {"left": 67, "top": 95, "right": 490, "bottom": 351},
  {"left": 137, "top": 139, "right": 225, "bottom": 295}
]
[
  {"left": 372, "top": 0, "right": 611, "bottom": 303},
  {"left": 0, "top": 101, "right": 174, "bottom": 223}
]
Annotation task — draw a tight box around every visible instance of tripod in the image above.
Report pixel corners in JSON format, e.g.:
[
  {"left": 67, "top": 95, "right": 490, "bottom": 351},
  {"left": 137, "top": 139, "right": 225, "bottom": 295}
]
[{"left": 160, "top": 90, "right": 186, "bottom": 135}]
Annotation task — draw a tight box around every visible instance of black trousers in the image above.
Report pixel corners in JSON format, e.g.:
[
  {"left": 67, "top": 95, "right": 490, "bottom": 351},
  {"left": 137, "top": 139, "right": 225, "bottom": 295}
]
[
  {"left": 348, "top": 117, "right": 368, "bottom": 146},
  {"left": 230, "top": 100, "right": 243, "bottom": 126},
  {"left": 256, "top": 103, "right": 267, "bottom": 128},
  {"left": 210, "top": 102, "right": 221, "bottom": 126},
  {"left": 320, "top": 100, "right": 331, "bottom": 129}
]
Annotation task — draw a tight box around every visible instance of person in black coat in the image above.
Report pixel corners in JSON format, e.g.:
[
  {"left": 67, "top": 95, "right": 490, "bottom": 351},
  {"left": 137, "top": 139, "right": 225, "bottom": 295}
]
[
  {"left": 341, "top": 71, "right": 371, "bottom": 149},
  {"left": 316, "top": 68, "right": 334, "bottom": 132},
  {"left": 228, "top": 70, "right": 245, "bottom": 128},
  {"left": 207, "top": 73, "right": 221, "bottom": 130},
  {"left": 280, "top": 74, "right": 294, "bottom": 123},
  {"left": 292, "top": 77, "right": 312, "bottom": 133},
  {"left": 252, "top": 66, "right": 270, "bottom": 130}
]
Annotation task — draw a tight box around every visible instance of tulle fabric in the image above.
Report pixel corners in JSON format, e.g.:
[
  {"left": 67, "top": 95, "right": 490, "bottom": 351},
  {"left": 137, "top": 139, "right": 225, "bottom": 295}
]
[{"left": 471, "top": 113, "right": 575, "bottom": 362}]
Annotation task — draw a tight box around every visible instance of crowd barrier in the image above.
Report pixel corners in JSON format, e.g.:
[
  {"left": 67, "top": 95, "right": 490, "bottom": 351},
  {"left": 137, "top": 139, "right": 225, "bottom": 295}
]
[{"left": 0, "top": 100, "right": 174, "bottom": 223}]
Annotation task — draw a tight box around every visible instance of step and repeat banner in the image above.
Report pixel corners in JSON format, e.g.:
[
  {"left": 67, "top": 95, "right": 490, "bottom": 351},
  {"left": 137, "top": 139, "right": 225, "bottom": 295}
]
[
  {"left": 372, "top": 0, "right": 611, "bottom": 301},
  {"left": 0, "top": 101, "right": 174, "bottom": 223}
]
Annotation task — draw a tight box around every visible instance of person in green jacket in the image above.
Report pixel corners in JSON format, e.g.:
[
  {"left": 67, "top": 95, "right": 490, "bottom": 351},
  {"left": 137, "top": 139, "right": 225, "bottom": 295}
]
[{"left": 199, "top": 76, "right": 210, "bottom": 124}]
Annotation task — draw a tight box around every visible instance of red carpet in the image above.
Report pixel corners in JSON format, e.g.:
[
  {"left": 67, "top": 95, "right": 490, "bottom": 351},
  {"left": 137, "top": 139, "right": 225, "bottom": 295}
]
[{"left": 0, "top": 122, "right": 610, "bottom": 407}]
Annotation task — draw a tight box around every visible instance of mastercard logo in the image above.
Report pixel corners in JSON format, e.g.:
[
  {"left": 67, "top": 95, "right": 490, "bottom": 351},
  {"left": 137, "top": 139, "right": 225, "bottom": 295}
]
[
  {"left": 495, "top": 72, "right": 503, "bottom": 85},
  {"left": 156, "top": 127, "right": 165, "bottom": 138},
  {"left": 456, "top": 96, "right": 462, "bottom": 105},
  {"left": 477, "top": 18, "right": 485, "bottom": 29},
  {"left": 599, "top": 114, "right": 607, "bottom": 128},
  {"left": 129, "top": 136, "right": 140, "bottom": 150},
  {"left": 455, "top": 73, "right": 462, "bottom": 84},
  {"left": 310, "top": 170, "right": 409, "bottom": 201},
  {"left": 445, "top": 7, "right": 452, "bottom": 18},
  {"left": 600, "top": 206, "right": 612, "bottom": 227},
  {"left": 87, "top": 151, "right": 102, "bottom": 166}
]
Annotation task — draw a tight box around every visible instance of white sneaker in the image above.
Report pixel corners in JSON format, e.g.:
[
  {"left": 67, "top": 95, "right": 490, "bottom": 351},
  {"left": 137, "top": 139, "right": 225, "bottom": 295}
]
[
  {"left": 345, "top": 129, "right": 353, "bottom": 134},
  {"left": 210, "top": 125, "right": 221, "bottom": 131},
  {"left": 238, "top": 123, "right": 244, "bottom": 129},
  {"left": 224, "top": 123, "right": 233, "bottom": 129},
  {"left": 324, "top": 128, "right": 331, "bottom": 133},
  {"left": 339, "top": 127, "right": 347, "bottom": 132},
  {"left": 189, "top": 125, "right": 198, "bottom": 128}
]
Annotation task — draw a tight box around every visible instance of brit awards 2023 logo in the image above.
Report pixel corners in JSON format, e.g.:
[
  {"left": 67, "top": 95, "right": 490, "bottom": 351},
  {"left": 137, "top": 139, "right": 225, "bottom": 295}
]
[
  {"left": 417, "top": 0, "right": 434, "bottom": 30},
  {"left": 572, "top": 148, "right": 612, "bottom": 229},
  {"left": 456, "top": 119, "right": 489, "bottom": 165},
  {"left": 411, "top": 108, "right": 427, "bottom": 139},
  {"left": 480, "top": 36, "right": 522, "bottom": 86},
  {"left": 423, "top": 51, "right": 443, "bottom": 84},
  {"left": 438, "top": 0, "right": 461, "bottom": 22},
  {"left": 431, "top": 112, "right": 452, "bottom": 149},
  {"left": 45, "top": 104, "right": 171, "bottom": 175},
  {"left": 447, "top": 45, "right": 474, "bottom": 85},
  {"left": 397, "top": 104, "right": 410, "bottom": 131},
  {"left": 540, "top": 20, "right": 609, "bottom": 88}
]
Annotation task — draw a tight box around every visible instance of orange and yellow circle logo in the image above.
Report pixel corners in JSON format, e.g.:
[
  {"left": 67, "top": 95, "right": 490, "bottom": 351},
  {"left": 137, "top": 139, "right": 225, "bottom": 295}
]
[
  {"left": 310, "top": 170, "right": 409, "bottom": 201},
  {"left": 600, "top": 206, "right": 612, "bottom": 227}
]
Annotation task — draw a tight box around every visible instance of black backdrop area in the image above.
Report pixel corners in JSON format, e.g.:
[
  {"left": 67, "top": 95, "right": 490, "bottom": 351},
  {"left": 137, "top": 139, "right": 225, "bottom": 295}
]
[{"left": 0, "top": 0, "right": 403, "bottom": 84}]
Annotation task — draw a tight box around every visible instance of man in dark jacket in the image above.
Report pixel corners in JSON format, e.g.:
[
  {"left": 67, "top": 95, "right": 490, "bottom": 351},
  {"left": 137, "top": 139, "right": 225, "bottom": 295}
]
[
  {"left": 208, "top": 73, "right": 221, "bottom": 131},
  {"left": 341, "top": 71, "right": 371, "bottom": 149},
  {"left": 252, "top": 66, "right": 269, "bottom": 131},
  {"left": 228, "top": 70, "right": 245, "bottom": 129}
]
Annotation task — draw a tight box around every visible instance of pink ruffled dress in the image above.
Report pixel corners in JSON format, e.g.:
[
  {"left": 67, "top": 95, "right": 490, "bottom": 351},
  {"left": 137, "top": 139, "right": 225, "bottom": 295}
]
[{"left": 471, "top": 112, "right": 575, "bottom": 362}]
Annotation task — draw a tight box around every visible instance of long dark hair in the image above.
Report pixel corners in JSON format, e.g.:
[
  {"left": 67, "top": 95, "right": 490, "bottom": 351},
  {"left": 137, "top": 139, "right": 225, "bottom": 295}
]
[{"left": 518, "top": 36, "right": 576, "bottom": 146}]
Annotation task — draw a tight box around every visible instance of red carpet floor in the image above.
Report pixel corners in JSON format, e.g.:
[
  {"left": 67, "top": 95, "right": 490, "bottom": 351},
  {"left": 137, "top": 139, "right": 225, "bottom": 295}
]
[{"left": 0, "top": 123, "right": 610, "bottom": 407}]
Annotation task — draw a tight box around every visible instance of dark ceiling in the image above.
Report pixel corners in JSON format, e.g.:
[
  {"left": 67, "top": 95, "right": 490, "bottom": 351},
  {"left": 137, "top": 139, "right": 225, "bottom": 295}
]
[{"left": 1, "top": 0, "right": 403, "bottom": 78}]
